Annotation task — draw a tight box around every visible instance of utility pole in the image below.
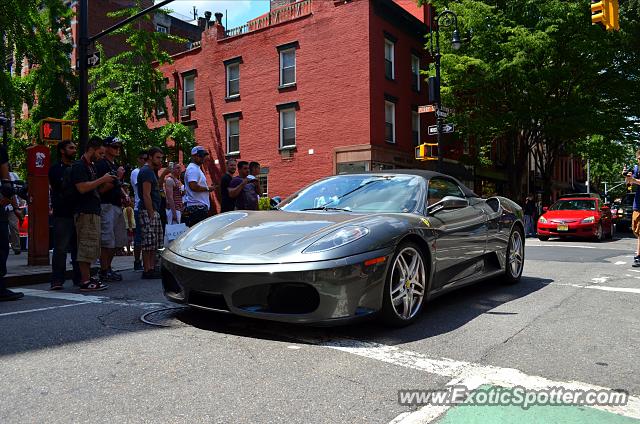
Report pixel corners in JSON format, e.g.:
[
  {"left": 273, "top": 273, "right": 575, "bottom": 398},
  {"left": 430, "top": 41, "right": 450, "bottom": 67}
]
[{"left": 77, "top": 0, "right": 175, "bottom": 153}]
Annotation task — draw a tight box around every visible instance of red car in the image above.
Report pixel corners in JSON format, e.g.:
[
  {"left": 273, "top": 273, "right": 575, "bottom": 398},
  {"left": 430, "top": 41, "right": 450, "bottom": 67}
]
[{"left": 537, "top": 197, "right": 613, "bottom": 241}]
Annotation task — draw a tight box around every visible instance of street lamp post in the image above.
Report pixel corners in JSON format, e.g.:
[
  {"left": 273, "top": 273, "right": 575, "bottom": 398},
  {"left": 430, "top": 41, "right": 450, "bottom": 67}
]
[{"left": 429, "top": 9, "right": 461, "bottom": 173}]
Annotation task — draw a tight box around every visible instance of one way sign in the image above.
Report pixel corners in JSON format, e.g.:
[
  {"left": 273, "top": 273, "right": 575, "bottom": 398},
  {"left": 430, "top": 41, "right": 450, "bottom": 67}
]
[{"left": 428, "top": 123, "right": 455, "bottom": 135}]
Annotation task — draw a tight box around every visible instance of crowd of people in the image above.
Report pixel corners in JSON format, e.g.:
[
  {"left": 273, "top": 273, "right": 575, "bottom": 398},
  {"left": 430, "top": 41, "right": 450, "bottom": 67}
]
[{"left": 0, "top": 137, "right": 267, "bottom": 300}]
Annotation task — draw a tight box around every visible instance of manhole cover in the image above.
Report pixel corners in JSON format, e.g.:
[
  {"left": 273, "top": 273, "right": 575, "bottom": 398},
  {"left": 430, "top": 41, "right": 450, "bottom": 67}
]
[{"left": 141, "top": 307, "right": 189, "bottom": 328}]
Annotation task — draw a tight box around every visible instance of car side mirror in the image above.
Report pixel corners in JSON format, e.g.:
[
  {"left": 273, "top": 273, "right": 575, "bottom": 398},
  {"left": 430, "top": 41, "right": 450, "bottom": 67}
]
[
  {"left": 543, "top": 206, "right": 548, "bottom": 212},
  {"left": 429, "top": 196, "right": 468, "bottom": 214}
]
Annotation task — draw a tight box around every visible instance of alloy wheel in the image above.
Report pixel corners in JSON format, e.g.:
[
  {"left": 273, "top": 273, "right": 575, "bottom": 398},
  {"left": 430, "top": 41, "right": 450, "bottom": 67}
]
[
  {"left": 389, "top": 246, "right": 426, "bottom": 320},
  {"left": 509, "top": 230, "right": 524, "bottom": 278}
]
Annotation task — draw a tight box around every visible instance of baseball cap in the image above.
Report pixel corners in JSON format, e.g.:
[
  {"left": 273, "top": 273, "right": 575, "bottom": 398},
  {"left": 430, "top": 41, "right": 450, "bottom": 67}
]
[
  {"left": 191, "top": 146, "right": 209, "bottom": 156},
  {"left": 103, "top": 136, "right": 122, "bottom": 146}
]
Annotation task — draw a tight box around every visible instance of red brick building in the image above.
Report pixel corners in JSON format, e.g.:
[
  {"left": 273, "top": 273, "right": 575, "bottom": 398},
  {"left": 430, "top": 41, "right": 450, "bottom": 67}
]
[{"left": 152, "top": 0, "right": 453, "bottom": 201}]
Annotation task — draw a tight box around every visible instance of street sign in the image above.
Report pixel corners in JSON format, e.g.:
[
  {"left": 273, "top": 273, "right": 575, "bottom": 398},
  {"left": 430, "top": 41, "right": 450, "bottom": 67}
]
[
  {"left": 439, "top": 106, "right": 454, "bottom": 114},
  {"left": 428, "top": 123, "right": 455, "bottom": 136},
  {"left": 418, "top": 105, "right": 435, "bottom": 114},
  {"left": 75, "top": 52, "right": 100, "bottom": 69},
  {"left": 436, "top": 110, "right": 448, "bottom": 118}
]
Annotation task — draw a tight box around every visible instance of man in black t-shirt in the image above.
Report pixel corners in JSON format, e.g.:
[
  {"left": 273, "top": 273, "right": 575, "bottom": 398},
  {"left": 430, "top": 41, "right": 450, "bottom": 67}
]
[
  {"left": 70, "top": 136, "right": 117, "bottom": 291},
  {"left": 48, "top": 140, "right": 81, "bottom": 290},
  {"left": 0, "top": 145, "right": 23, "bottom": 301},
  {"left": 95, "top": 136, "right": 127, "bottom": 282},
  {"left": 220, "top": 158, "right": 237, "bottom": 213},
  {"left": 138, "top": 147, "right": 164, "bottom": 279}
]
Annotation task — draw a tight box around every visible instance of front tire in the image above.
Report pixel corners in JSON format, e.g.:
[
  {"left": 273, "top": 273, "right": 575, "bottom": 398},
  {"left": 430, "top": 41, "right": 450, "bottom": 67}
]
[
  {"left": 594, "top": 223, "right": 604, "bottom": 242},
  {"left": 538, "top": 235, "right": 549, "bottom": 241},
  {"left": 504, "top": 227, "right": 524, "bottom": 284},
  {"left": 380, "top": 242, "right": 428, "bottom": 327}
]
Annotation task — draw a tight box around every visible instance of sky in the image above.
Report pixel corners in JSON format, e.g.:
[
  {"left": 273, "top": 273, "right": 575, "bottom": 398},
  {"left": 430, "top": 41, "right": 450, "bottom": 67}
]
[{"left": 156, "top": 0, "right": 271, "bottom": 30}]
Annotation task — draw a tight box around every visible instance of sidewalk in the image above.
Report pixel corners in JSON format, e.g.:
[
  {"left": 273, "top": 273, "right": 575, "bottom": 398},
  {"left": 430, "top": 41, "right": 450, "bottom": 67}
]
[{"left": 5, "top": 251, "right": 134, "bottom": 287}]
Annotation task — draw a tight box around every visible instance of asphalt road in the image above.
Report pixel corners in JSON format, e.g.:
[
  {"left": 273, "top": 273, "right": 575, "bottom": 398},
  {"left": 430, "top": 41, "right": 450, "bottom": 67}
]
[{"left": 2, "top": 233, "right": 640, "bottom": 423}]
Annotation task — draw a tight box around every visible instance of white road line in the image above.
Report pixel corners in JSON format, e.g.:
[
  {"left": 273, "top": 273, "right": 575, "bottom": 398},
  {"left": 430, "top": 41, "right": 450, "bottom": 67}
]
[
  {"left": 0, "top": 302, "right": 92, "bottom": 317},
  {"left": 527, "top": 244, "right": 598, "bottom": 249},
  {"left": 307, "top": 339, "right": 640, "bottom": 421},
  {"left": 591, "top": 277, "right": 609, "bottom": 284},
  {"left": 615, "top": 261, "right": 627, "bottom": 265},
  {"left": 13, "top": 288, "right": 169, "bottom": 310},
  {"left": 553, "top": 283, "right": 640, "bottom": 294}
]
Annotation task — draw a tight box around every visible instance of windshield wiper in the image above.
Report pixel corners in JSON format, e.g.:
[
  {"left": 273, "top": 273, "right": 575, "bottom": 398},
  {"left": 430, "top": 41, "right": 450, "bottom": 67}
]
[{"left": 300, "top": 207, "right": 352, "bottom": 212}]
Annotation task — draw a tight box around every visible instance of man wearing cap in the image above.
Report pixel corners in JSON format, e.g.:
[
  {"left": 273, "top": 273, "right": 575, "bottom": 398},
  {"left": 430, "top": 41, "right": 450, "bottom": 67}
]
[
  {"left": 95, "top": 136, "right": 128, "bottom": 282},
  {"left": 183, "top": 146, "right": 216, "bottom": 227}
]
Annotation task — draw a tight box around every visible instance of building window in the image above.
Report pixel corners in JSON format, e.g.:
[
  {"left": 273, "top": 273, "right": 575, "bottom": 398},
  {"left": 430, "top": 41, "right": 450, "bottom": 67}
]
[
  {"left": 225, "top": 117, "right": 240, "bottom": 154},
  {"left": 385, "top": 101, "right": 395, "bottom": 143},
  {"left": 226, "top": 63, "right": 240, "bottom": 97},
  {"left": 156, "top": 24, "right": 168, "bottom": 34},
  {"left": 411, "top": 55, "right": 420, "bottom": 91},
  {"left": 384, "top": 39, "right": 395, "bottom": 80},
  {"left": 183, "top": 74, "right": 195, "bottom": 107},
  {"left": 412, "top": 111, "right": 420, "bottom": 146},
  {"left": 280, "top": 48, "right": 296, "bottom": 86},
  {"left": 280, "top": 108, "right": 296, "bottom": 148},
  {"left": 258, "top": 168, "right": 269, "bottom": 197},
  {"left": 156, "top": 79, "right": 167, "bottom": 117}
]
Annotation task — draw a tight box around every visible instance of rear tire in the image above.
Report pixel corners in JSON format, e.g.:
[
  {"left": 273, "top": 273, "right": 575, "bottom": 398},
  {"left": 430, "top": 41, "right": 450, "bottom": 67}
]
[
  {"left": 504, "top": 227, "right": 525, "bottom": 284},
  {"left": 380, "top": 241, "right": 428, "bottom": 327}
]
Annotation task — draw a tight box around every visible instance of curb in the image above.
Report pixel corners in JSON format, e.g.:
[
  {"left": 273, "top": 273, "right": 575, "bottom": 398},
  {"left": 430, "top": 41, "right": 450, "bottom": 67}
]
[{"left": 6, "top": 266, "right": 134, "bottom": 288}]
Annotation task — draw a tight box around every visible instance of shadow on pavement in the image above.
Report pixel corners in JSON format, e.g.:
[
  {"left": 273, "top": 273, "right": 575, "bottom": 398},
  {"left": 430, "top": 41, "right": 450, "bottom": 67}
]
[{"left": 174, "top": 275, "right": 553, "bottom": 346}]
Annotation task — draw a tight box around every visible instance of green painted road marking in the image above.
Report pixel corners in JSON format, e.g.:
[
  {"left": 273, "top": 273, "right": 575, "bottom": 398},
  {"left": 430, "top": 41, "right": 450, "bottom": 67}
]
[{"left": 436, "top": 385, "right": 639, "bottom": 424}]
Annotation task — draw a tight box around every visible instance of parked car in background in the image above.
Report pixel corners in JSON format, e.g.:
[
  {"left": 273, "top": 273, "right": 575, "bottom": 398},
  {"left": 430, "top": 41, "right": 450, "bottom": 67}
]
[
  {"left": 537, "top": 197, "right": 613, "bottom": 241},
  {"left": 617, "top": 193, "right": 634, "bottom": 231}
]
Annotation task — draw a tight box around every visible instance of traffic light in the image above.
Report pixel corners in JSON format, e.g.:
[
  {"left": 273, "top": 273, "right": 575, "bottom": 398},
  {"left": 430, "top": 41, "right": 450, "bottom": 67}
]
[
  {"left": 415, "top": 143, "right": 438, "bottom": 161},
  {"left": 591, "top": 0, "right": 620, "bottom": 31},
  {"left": 40, "top": 118, "right": 76, "bottom": 143}
]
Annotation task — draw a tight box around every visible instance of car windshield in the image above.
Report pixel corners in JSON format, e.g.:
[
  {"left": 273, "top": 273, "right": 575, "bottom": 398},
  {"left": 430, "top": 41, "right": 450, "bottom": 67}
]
[
  {"left": 549, "top": 199, "right": 596, "bottom": 211},
  {"left": 278, "top": 175, "right": 424, "bottom": 213}
]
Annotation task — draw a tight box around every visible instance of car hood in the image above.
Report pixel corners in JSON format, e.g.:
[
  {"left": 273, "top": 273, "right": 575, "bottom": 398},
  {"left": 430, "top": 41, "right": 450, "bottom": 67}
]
[
  {"left": 168, "top": 210, "right": 398, "bottom": 264},
  {"left": 542, "top": 210, "right": 598, "bottom": 221}
]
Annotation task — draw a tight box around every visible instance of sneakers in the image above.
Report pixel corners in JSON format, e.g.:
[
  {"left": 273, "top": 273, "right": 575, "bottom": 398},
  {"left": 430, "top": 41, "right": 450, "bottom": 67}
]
[
  {"left": 50, "top": 282, "right": 64, "bottom": 291},
  {"left": 134, "top": 260, "right": 143, "bottom": 271},
  {"left": 633, "top": 256, "right": 640, "bottom": 268},
  {"left": 99, "top": 269, "right": 123, "bottom": 282},
  {"left": 79, "top": 277, "right": 108, "bottom": 292},
  {"left": 0, "top": 288, "right": 24, "bottom": 301},
  {"left": 142, "top": 270, "right": 161, "bottom": 279}
]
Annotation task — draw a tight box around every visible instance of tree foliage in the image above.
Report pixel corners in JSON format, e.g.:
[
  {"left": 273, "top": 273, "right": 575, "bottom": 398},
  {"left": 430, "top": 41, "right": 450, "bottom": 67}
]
[
  {"left": 64, "top": 2, "right": 195, "bottom": 166},
  {"left": 420, "top": 0, "right": 640, "bottom": 202},
  {"left": 0, "top": 0, "right": 76, "bottom": 171}
]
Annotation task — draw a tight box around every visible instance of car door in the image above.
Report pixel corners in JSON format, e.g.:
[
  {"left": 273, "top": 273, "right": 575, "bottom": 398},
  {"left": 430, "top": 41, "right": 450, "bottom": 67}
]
[{"left": 426, "top": 178, "right": 487, "bottom": 288}]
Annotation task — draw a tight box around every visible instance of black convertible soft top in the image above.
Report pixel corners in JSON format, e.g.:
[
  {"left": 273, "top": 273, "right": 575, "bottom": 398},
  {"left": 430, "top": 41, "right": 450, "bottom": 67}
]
[{"left": 370, "top": 169, "right": 479, "bottom": 198}]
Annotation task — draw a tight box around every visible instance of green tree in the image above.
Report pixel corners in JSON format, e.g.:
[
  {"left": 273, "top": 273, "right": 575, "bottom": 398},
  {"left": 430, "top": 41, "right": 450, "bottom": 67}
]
[
  {"left": 0, "top": 0, "right": 76, "bottom": 171},
  {"left": 420, "top": 0, "right": 640, "bottom": 203},
  {"left": 65, "top": 2, "right": 195, "bottom": 165}
]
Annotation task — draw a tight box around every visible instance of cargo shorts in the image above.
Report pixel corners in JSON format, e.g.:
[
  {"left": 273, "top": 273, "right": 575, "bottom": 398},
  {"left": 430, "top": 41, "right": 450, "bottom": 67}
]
[
  {"left": 75, "top": 213, "right": 101, "bottom": 263},
  {"left": 100, "top": 204, "right": 128, "bottom": 249}
]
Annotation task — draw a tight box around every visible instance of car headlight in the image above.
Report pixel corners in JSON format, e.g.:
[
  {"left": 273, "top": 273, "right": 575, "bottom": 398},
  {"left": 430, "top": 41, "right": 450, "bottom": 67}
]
[
  {"left": 581, "top": 216, "right": 595, "bottom": 224},
  {"left": 538, "top": 216, "right": 547, "bottom": 224},
  {"left": 303, "top": 226, "right": 369, "bottom": 253},
  {"left": 618, "top": 208, "right": 624, "bottom": 214}
]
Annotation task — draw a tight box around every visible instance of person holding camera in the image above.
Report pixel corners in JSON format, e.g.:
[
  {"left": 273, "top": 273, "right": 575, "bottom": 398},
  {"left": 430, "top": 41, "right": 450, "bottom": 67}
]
[
  {"left": 624, "top": 151, "right": 640, "bottom": 267},
  {"left": 71, "top": 136, "right": 117, "bottom": 291},
  {"left": 183, "top": 146, "right": 215, "bottom": 227},
  {"left": 228, "top": 161, "right": 259, "bottom": 211},
  {"left": 0, "top": 145, "right": 23, "bottom": 301},
  {"left": 95, "top": 136, "right": 128, "bottom": 282}
]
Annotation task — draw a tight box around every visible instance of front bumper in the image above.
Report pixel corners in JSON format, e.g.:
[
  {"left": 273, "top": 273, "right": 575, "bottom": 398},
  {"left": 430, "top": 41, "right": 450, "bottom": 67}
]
[
  {"left": 160, "top": 248, "right": 391, "bottom": 324},
  {"left": 537, "top": 222, "right": 597, "bottom": 238}
]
